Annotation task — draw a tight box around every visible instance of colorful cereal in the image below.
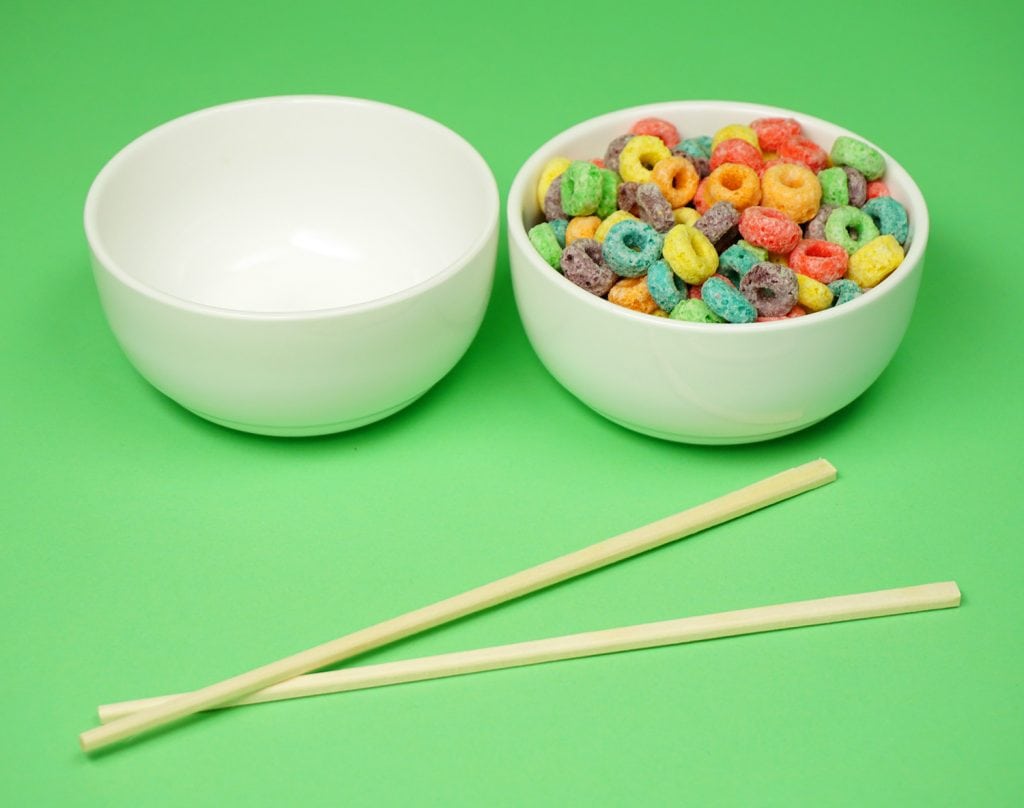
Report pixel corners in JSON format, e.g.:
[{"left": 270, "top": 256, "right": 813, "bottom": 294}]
[
  {"left": 602, "top": 220, "right": 664, "bottom": 277},
  {"left": 663, "top": 224, "right": 719, "bottom": 284},
  {"left": 561, "top": 238, "right": 618, "bottom": 296},
  {"left": 862, "top": 196, "right": 909, "bottom": 245},
  {"left": 824, "top": 206, "right": 881, "bottom": 255}
]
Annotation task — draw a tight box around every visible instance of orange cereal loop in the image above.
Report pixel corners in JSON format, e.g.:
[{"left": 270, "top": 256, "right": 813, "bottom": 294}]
[
  {"left": 607, "top": 276, "right": 660, "bottom": 314},
  {"left": 760, "top": 163, "right": 822, "bottom": 223},
  {"left": 651, "top": 156, "right": 699, "bottom": 208},
  {"left": 703, "top": 164, "right": 761, "bottom": 211},
  {"left": 564, "top": 216, "right": 601, "bottom": 246}
]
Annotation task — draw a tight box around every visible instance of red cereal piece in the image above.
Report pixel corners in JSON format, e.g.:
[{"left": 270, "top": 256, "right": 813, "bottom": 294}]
[
  {"left": 629, "top": 117, "right": 680, "bottom": 148},
  {"left": 866, "top": 180, "right": 891, "bottom": 200},
  {"left": 738, "top": 206, "right": 802, "bottom": 254},
  {"left": 688, "top": 284, "right": 702, "bottom": 299},
  {"left": 591, "top": 158, "right": 606, "bottom": 169},
  {"left": 789, "top": 239, "right": 849, "bottom": 284},
  {"left": 751, "top": 118, "right": 802, "bottom": 152},
  {"left": 778, "top": 135, "right": 829, "bottom": 173},
  {"left": 710, "top": 138, "right": 764, "bottom": 174},
  {"left": 693, "top": 177, "right": 710, "bottom": 214}
]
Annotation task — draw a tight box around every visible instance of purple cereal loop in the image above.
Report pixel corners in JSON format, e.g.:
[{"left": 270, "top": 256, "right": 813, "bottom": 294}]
[
  {"left": 617, "top": 181, "right": 639, "bottom": 215},
  {"left": 805, "top": 204, "right": 835, "bottom": 240},
  {"left": 560, "top": 238, "right": 618, "bottom": 297},
  {"left": 843, "top": 166, "right": 868, "bottom": 207},
  {"left": 544, "top": 174, "right": 567, "bottom": 221},
  {"left": 604, "top": 134, "right": 634, "bottom": 174},
  {"left": 695, "top": 201, "right": 741, "bottom": 252},
  {"left": 740, "top": 261, "right": 799, "bottom": 317},
  {"left": 636, "top": 182, "right": 674, "bottom": 233}
]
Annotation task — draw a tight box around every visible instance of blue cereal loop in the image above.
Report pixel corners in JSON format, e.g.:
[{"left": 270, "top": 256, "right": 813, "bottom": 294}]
[
  {"left": 601, "top": 220, "right": 663, "bottom": 277},
  {"left": 646, "top": 259, "right": 687, "bottom": 311},
  {"left": 701, "top": 276, "right": 756, "bottom": 323},
  {"left": 718, "top": 243, "right": 760, "bottom": 284},
  {"left": 861, "top": 197, "right": 909, "bottom": 245},
  {"left": 828, "top": 279, "right": 863, "bottom": 306},
  {"left": 550, "top": 218, "right": 568, "bottom": 247}
]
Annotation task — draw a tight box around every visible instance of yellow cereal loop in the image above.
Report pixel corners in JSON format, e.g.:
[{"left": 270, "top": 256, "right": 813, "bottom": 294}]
[
  {"left": 795, "top": 273, "right": 834, "bottom": 311},
  {"left": 536, "top": 157, "right": 571, "bottom": 210},
  {"left": 594, "top": 210, "right": 637, "bottom": 242},
  {"left": 663, "top": 224, "right": 719, "bottom": 284},
  {"left": 672, "top": 207, "right": 700, "bottom": 226},
  {"left": 618, "top": 135, "right": 672, "bottom": 183},
  {"left": 565, "top": 215, "right": 601, "bottom": 246},
  {"left": 712, "top": 124, "right": 761, "bottom": 153},
  {"left": 847, "top": 235, "right": 905, "bottom": 288}
]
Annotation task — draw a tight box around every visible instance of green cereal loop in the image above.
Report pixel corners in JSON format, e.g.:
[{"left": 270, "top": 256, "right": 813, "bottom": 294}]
[
  {"left": 824, "top": 206, "right": 881, "bottom": 255},
  {"left": 669, "top": 298, "right": 725, "bottom": 324},
  {"left": 560, "top": 160, "right": 603, "bottom": 216},
  {"left": 737, "top": 239, "right": 768, "bottom": 261},
  {"left": 597, "top": 169, "right": 620, "bottom": 218},
  {"left": 830, "top": 136, "right": 885, "bottom": 181},
  {"left": 818, "top": 167, "right": 849, "bottom": 206},
  {"left": 528, "top": 222, "right": 563, "bottom": 270},
  {"left": 828, "top": 279, "right": 863, "bottom": 306}
]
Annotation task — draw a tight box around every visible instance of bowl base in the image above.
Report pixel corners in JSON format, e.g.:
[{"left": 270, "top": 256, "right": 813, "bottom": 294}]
[
  {"left": 188, "top": 393, "right": 425, "bottom": 437},
  {"left": 596, "top": 409, "right": 824, "bottom": 445}
]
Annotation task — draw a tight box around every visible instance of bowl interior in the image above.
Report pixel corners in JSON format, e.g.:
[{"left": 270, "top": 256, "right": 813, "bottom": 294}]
[{"left": 88, "top": 97, "right": 496, "bottom": 314}]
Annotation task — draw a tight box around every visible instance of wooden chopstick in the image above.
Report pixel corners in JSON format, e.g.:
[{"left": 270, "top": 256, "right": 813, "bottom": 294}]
[
  {"left": 80, "top": 458, "right": 837, "bottom": 752},
  {"left": 97, "top": 581, "right": 960, "bottom": 723}
]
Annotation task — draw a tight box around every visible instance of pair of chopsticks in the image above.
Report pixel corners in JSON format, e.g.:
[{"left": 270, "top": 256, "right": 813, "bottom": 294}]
[{"left": 81, "top": 460, "right": 960, "bottom": 752}]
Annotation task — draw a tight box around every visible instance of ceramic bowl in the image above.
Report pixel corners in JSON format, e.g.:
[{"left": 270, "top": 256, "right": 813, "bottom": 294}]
[
  {"left": 508, "top": 101, "right": 929, "bottom": 444},
  {"left": 86, "top": 96, "right": 498, "bottom": 436}
]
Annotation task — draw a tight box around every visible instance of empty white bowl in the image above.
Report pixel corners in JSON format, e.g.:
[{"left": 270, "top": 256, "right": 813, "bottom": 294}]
[
  {"left": 508, "top": 101, "right": 929, "bottom": 444},
  {"left": 86, "top": 96, "right": 498, "bottom": 436}
]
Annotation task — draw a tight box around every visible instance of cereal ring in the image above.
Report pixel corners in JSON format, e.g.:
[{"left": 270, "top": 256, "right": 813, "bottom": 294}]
[
  {"left": 805, "top": 204, "right": 835, "bottom": 240},
  {"left": 710, "top": 138, "right": 764, "bottom": 173},
  {"left": 843, "top": 166, "right": 868, "bottom": 207},
  {"left": 778, "top": 135, "right": 828, "bottom": 172},
  {"left": 594, "top": 210, "right": 636, "bottom": 242},
  {"left": 795, "top": 273, "right": 834, "bottom": 312},
  {"left": 618, "top": 135, "right": 672, "bottom": 184},
  {"left": 646, "top": 259, "right": 688, "bottom": 312},
  {"left": 536, "top": 156, "right": 571, "bottom": 210},
  {"left": 617, "top": 181, "right": 639, "bottom": 215},
  {"left": 740, "top": 262, "right": 799, "bottom": 317},
  {"left": 561, "top": 238, "right": 618, "bottom": 296},
  {"left": 759, "top": 163, "right": 821, "bottom": 223},
  {"left": 866, "top": 180, "right": 891, "bottom": 200},
  {"left": 543, "top": 175, "right": 567, "bottom": 221},
  {"left": 861, "top": 196, "right": 909, "bottom": 245},
  {"left": 550, "top": 219, "right": 568, "bottom": 247},
  {"left": 601, "top": 220, "right": 664, "bottom": 277},
  {"left": 693, "top": 178, "right": 709, "bottom": 214},
  {"left": 652, "top": 156, "right": 699, "bottom": 208},
  {"left": 718, "top": 242, "right": 761, "bottom": 284},
  {"left": 677, "top": 136, "right": 712, "bottom": 159},
  {"left": 565, "top": 215, "right": 602, "bottom": 246},
  {"left": 831, "top": 136, "right": 885, "bottom": 180},
  {"left": 788, "top": 239, "right": 849, "bottom": 283},
  {"left": 663, "top": 224, "right": 719, "bottom": 284},
  {"left": 672, "top": 207, "right": 700, "bottom": 226},
  {"left": 738, "top": 206, "right": 802, "bottom": 254},
  {"left": 737, "top": 239, "right": 768, "bottom": 261},
  {"left": 701, "top": 275, "right": 756, "bottom": 323},
  {"left": 636, "top": 182, "right": 675, "bottom": 233},
  {"left": 818, "top": 167, "right": 850, "bottom": 207},
  {"left": 703, "top": 163, "right": 761, "bottom": 211},
  {"left": 824, "top": 206, "right": 881, "bottom": 255},
  {"left": 695, "top": 201, "right": 741, "bottom": 252},
  {"left": 597, "top": 169, "right": 621, "bottom": 218},
  {"left": 560, "top": 160, "right": 604, "bottom": 216},
  {"left": 828, "top": 279, "right": 863, "bottom": 305},
  {"left": 608, "top": 275, "right": 660, "bottom": 314},
  {"left": 712, "top": 124, "right": 760, "bottom": 153},
  {"left": 528, "top": 222, "right": 562, "bottom": 269},
  {"left": 847, "top": 235, "right": 904, "bottom": 288},
  {"left": 750, "top": 117, "right": 802, "bottom": 151},
  {"left": 670, "top": 298, "right": 724, "bottom": 323},
  {"left": 604, "top": 134, "right": 634, "bottom": 174},
  {"left": 629, "top": 117, "right": 680, "bottom": 148}
]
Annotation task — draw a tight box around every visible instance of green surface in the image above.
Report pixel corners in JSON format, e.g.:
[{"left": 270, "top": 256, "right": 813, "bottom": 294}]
[{"left": 3, "top": 1, "right": 1022, "bottom": 804}]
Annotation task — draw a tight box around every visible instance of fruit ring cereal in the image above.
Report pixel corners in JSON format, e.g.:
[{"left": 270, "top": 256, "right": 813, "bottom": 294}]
[{"left": 602, "top": 219, "right": 664, "bottom": 277}]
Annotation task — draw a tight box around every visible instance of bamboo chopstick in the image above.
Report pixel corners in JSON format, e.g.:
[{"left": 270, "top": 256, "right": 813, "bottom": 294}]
[
  {"left": 97, "top": 581, "right": 960, "bottom": 722},
  {"left": 80, "top": 458, "right": 837, "bottom": 752}
]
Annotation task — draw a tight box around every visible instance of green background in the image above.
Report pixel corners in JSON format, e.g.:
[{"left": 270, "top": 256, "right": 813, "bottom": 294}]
[{"left": 3, "top": 0, "right": 1021, "bottom": 803}]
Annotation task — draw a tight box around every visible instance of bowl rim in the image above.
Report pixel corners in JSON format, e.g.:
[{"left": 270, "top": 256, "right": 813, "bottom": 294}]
[
  {"left": 507, "top": 99, "right": 930, "bottom": 334},
  {"left": 85, "top": 94, "right": 500, "bottom": 321}
]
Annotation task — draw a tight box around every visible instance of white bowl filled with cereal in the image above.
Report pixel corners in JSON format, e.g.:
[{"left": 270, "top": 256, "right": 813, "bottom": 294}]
[{"left": 508, "top": 101, "right": 928, "bottom": 444}]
